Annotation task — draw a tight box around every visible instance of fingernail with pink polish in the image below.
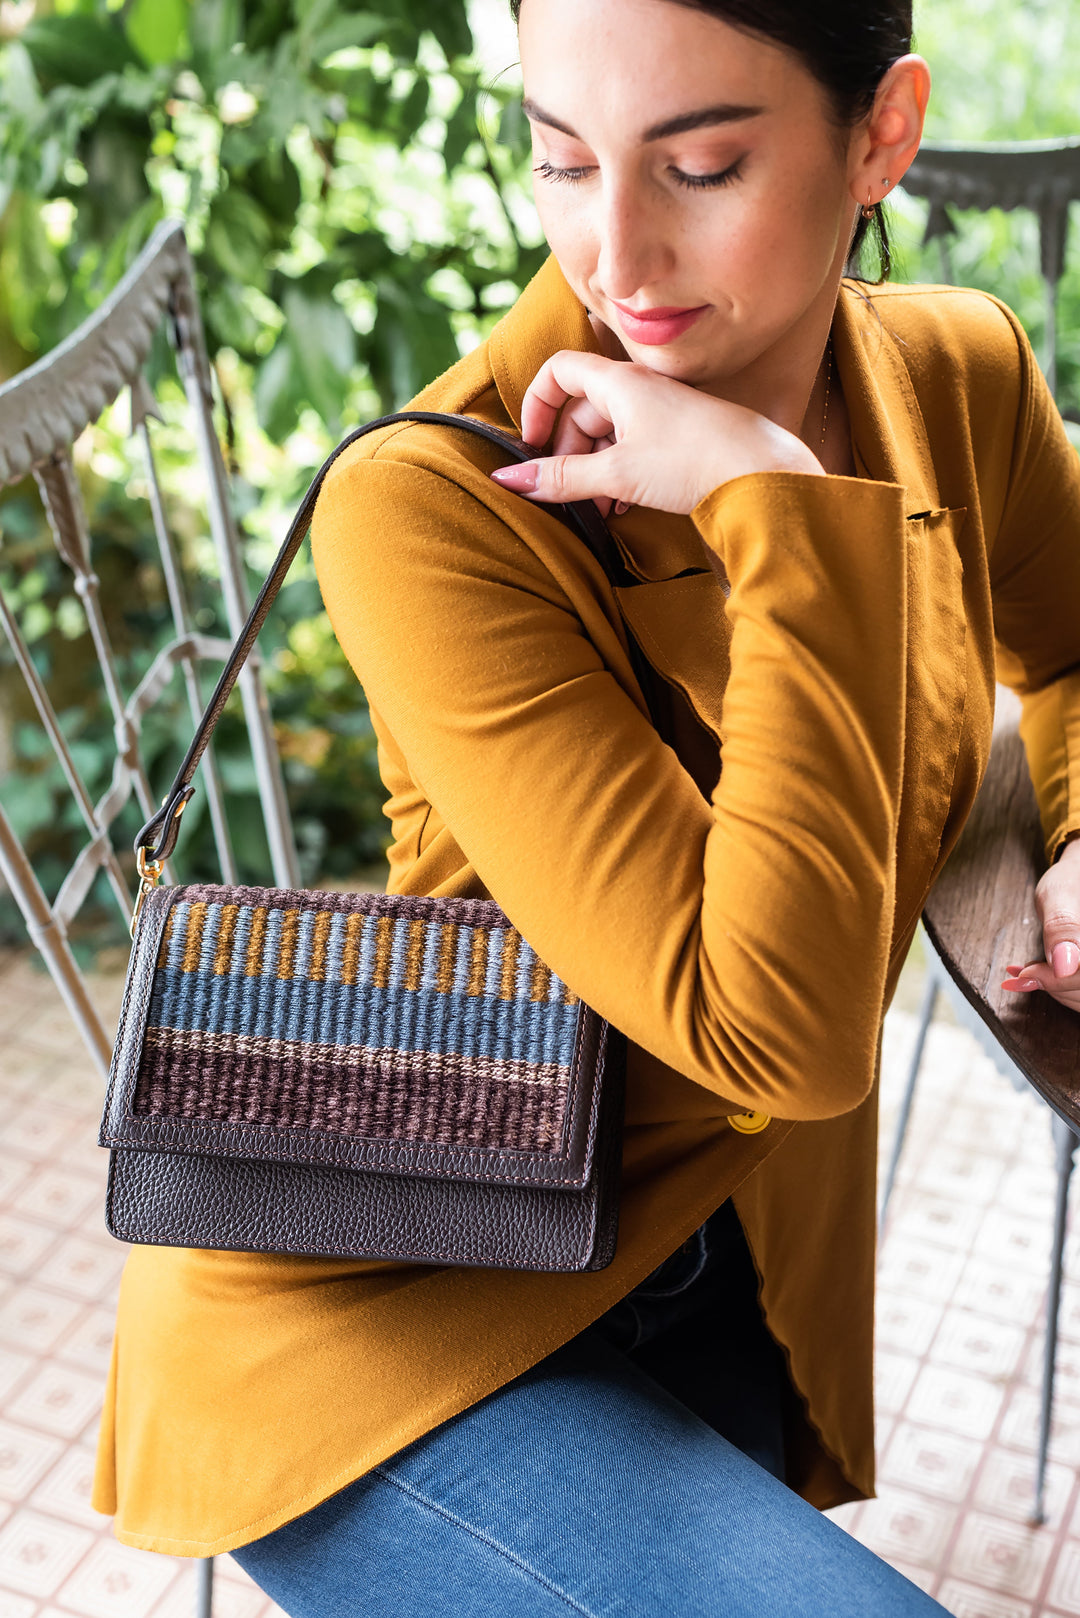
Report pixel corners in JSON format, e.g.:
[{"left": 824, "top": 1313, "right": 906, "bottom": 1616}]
[
  {"left": 490, "top": 463, "right": 539, "bottom": 493},
  {"left": 1052, "top": 942, "right": 1080, "bottom": 978}
]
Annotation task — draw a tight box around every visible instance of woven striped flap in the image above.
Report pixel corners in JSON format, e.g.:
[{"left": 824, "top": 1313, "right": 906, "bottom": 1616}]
[{"left": 101, "top": 885, "right": 609, "bottom": 1190}]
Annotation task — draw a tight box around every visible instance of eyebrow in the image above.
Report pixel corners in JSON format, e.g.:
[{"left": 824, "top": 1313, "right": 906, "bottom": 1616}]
[{"left": 521, "top": 98, "right": 765, "bottom": 143}]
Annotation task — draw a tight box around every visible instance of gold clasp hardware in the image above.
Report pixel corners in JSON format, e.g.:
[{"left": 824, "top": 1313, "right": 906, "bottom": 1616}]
[{"left": 130, "top": 847, "right": 164, "bottom": 938}]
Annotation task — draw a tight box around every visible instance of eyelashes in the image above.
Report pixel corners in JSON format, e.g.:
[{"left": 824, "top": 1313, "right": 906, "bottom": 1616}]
[{"left": 532, "top": 158, "right": 746, "bottom": 191}]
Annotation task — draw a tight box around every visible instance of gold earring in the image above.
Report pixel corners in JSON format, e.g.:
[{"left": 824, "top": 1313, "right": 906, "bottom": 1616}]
[{"left": 862, "top": 188, "right": 875, "bottom": 221}]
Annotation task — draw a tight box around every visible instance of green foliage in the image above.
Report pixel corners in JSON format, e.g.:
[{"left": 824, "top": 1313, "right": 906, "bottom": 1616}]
[
  {"left": 890, "top": 0, "right": 1080, "bottom": 417},
  {"left": 0, "top": 0, "right": 542, "bottom": 421},
  {"left": 0, "top": 0, "right": 543, "bottom": 945}
]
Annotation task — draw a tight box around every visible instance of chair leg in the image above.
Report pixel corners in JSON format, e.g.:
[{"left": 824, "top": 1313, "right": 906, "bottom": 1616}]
[
  {"left": 879, "top": 964, "right": 940, "bottom": 1231},
  {"left": 1034, "top": 1114, "right": 1079, "bottom": 1524},
  {"left": 195, "top": 1556, "right": 214, "bottom": 1618}
]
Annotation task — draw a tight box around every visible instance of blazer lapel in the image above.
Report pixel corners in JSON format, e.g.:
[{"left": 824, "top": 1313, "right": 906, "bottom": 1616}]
[{"left": 834, "top": 280, "right": 942, "bottom": 516}]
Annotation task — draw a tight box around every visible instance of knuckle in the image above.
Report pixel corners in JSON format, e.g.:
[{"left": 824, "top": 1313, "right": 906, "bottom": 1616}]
[
  {"left": 1042, "top": 908, "right": 1080, "bottom": 930},
  {"left": 545, "top": 457, "right": 569, "bottom": 501}
]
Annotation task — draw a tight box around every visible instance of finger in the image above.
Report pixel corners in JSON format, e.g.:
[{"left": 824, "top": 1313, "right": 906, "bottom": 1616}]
[
  {"left": 520, "top": 351, "right": 621, "bottom": 450},
  {"left": 1034, "top": 886, "right": 1080, "bottom": 979},
  {"left": 490, "top": 445, "right": 628, "bottom": 507},
  {"left": 551, "top": 405, "right": 613, "bottom": 463},
  {"left": 1000, "top": 960, "right": 1055, "bottom": 993},
  {"left": 551, "top": 398, "right": 619, "bottom": 459}
]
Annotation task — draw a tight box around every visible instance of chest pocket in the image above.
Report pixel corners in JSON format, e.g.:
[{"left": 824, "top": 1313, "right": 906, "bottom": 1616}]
[
  {"left": 615, "top": 571, "right": 730, "bottom": 737},
  {"left": 894, "top": 507, "right": 971, "bottom": 937}
]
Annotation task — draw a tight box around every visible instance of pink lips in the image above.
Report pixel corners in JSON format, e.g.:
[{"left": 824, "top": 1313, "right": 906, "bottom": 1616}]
[{"left": 611, "top": 300, "right": 709, "bottom": 346}]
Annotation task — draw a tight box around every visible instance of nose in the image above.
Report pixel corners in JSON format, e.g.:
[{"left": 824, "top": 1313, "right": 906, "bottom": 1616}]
[{"left": 595, "top": 175, "right": 675, "bottom": 302}]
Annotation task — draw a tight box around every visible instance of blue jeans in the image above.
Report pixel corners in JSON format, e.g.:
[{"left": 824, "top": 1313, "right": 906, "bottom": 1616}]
[{"left": 235, "top": 1207, "right": 946, "bottom": 1617}]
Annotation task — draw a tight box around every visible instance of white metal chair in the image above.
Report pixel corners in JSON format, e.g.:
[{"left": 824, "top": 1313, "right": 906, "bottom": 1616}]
[
  {"left": 882, "top": 691, "right": 1080, "bottom": 1525},
  {"left": 0, "top": 218, "right": 302, "bottom": 1617}
]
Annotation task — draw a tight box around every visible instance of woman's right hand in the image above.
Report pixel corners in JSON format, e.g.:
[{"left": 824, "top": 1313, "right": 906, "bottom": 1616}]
[{"left": 490, "top": 349, "right": 825, "bottom": 517}]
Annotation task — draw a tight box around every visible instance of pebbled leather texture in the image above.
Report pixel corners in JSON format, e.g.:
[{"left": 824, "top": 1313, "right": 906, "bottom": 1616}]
[
  {"left": 104, "top": 1013, "right": 626, "bottom": 1272},
  {"left": 101, "top": 887, "right": 626, "bottom": 1271}
]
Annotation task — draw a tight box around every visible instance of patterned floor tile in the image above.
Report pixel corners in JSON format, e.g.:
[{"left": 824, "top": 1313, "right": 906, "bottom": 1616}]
[
  {"left": 0, "top": 1164, "right": 33, "bottom": 1206},
  {"left": 30, "top": 1446, "right": 102, "bottom": 1527},
  {"left": 0, "top": 1591, "right": 36, "bottom": 1618},
  {"left": 973, "top": 1210, "right": 1054, "bottom": 1277},
  {"left": 906, "top": 1365, "right": 1007, "bottom": 1442},
  {"left": 974, "top": 1446, "right": 1075, "bottom": 1532},
  {"left": 893, "top": 1193, "right": 984, "bottom": 1256},
  {"left": 151, "top": 1565, "right": 270, "bottom": 1618},
  {"left": 936, "top": 1580, "right": 1036, "bottom": 1618},
  {"left": 878, "top": 1237, "right": 968, "bottom": 1305},
  {"left": 999, "top": 1386, "right": 1080, "bottom": 1465},
  {"left": 877, "top": 1293, "right": 945, "bottom": 1359},
  {"left": 56, "top": 1308, "right": 118, "bottom": 1378},
  {"left": 0, "top": 1507, "right": 95, "bottom": 1597},
  {"left": 10, "top": 1169, "right": 102, "bottom": 1231},
  {"left": 0, "top": 1423, "right": 65, "bottom": 1504},
  {"left": 932, "top": 1310, "right": 1028, "bottom": 1384},
  {"left": 996, "top": 1161, "right": 1059, "bottom": 1224},
  {"left": 1044, "top": 1538, "right": 1080, "bottom": 1614},
  {"left": 878, "top": 1421, "right": 983, "bottom": 1503},
  {"left": 909, "top": 1145, "right": 1007, "bottom": 1209},
  {"left": 56, "top": 1536, "right": 179, "bottom": 1618},
  {"left": 0, "top": 1355, "right": 33, "bottom": 1410},
  {"left": 0, "top": 1217, "right": 60, "bottom": 1282},
  {"left": 876, "top": 1349, "right": 921, "bottom": 1416},
  {"left": 2, "top": 1107, "right": 78, "bottom": 1166},
  {"left": 855, "top": 1486, "right": 958, "bottom": 1570},
  {"left": 945, "top": 1511, "right": 1055, "bottom": 1599},
  {"left": 954, "top": 1258, "right": 1048, "bottom": 1327},
  {"left": 0, "top": 1287, "right": 84, "bottom": 1357},
  {"left": 4, "top": 1364, "right": 104, "bottom": 1441},
  {"left": 33, "top": 1237, "right": 124, "bottom": 1304}
]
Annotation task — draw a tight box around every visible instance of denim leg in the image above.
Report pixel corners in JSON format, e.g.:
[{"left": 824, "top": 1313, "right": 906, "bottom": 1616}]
[{"left": 234, "top": 1330, "right": 947, "bottom": 1618}]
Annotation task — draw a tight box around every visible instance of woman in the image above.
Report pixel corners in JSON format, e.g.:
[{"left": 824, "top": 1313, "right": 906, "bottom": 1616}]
[{"left": 93, "top": 0, "right": 1080, "bottom": 1613}]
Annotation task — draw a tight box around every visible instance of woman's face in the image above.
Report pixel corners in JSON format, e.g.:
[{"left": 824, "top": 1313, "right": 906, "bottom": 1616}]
[{"left": 517, "top": 0, "right": 863, "bottom": 394}]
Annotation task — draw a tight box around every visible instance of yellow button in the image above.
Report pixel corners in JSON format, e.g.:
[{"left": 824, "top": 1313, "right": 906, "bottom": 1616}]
[{"left": 727, "top": 1111, "right": 771, "bottom": 1135}]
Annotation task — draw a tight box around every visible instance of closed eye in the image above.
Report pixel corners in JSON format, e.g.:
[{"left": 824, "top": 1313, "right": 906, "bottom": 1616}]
[
  {"left": 533, "top": 158, "right": 745, "bottom": 190},
  {"left": 673, "top": 158, "right": 745, "bottom": 190}
]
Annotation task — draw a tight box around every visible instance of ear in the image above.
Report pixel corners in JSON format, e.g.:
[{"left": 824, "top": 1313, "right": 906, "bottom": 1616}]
[{"left": 848, "top": 54, "right": 932, "bottom": 214}]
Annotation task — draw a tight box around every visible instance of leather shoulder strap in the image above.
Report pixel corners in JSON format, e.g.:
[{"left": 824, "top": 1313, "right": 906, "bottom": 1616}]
[{"left": 137, "top": 411, "right": 660, "bottom": 865}]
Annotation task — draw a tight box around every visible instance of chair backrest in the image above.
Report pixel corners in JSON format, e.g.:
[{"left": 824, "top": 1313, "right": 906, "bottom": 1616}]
[
  {"left": 903, "top": 137, "right": 1080, "bottom": 400},
  {"left": 0, "top": 219, "right": 299, "bottom": 1078},
  {"left": 922, "top": 686, "right": 1080, "bottom": 1134}
]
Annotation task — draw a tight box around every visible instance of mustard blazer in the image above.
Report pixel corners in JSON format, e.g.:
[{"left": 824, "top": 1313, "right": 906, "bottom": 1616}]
[{"left": 94, "top": 255, "right": 1080, "bottom": 1555}]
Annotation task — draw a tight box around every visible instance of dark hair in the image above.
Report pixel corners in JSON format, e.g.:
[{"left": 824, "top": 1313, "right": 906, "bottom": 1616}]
[{"left": 509, "top": 0, "right": 912, "bottom": 281}]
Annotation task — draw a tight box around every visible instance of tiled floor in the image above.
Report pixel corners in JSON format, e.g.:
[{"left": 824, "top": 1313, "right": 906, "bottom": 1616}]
[
  {"left": 0, "top": 938, "right": 1078, "bottom": 1616},
  {"left": 0, "top": 952, "right": 286, "bottom": 1618}
]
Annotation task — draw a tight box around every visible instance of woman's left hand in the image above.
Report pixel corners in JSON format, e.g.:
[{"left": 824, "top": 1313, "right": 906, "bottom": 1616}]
[{"left": 1001, "top": 837, "right": 1080, "bottom": 1011}]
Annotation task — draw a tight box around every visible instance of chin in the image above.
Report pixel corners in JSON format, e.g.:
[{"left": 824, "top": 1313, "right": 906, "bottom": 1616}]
[{"left": 627, "top": 344, "right": 726, "bottom": 386}]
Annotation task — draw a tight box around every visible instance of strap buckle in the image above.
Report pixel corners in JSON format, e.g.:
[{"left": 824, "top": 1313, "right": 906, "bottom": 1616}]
[
  {"left": 129, "top": 796, "right": 188, "bottom": 937},
  {"left": 130, "top": 845, "right": 164, "bottom": 939}
]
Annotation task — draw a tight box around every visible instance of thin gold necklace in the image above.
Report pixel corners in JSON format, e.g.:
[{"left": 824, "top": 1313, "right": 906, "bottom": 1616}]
[{"left": 820, "top": 340, "right": 833, "bottom": 452}]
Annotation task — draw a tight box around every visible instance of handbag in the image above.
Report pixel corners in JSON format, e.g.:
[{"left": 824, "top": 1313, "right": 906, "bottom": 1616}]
[{"left": 99, "top": 411, "right": 669, "bottom": 1273}]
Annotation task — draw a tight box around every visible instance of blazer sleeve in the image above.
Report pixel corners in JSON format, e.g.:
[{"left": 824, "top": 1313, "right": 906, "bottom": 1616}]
[
  {"left": 988, "top": 302, "right": 1080, "bottom": 862},
  {"left": 313, "top": 448, "right": 909, "bottom": 1121}
]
